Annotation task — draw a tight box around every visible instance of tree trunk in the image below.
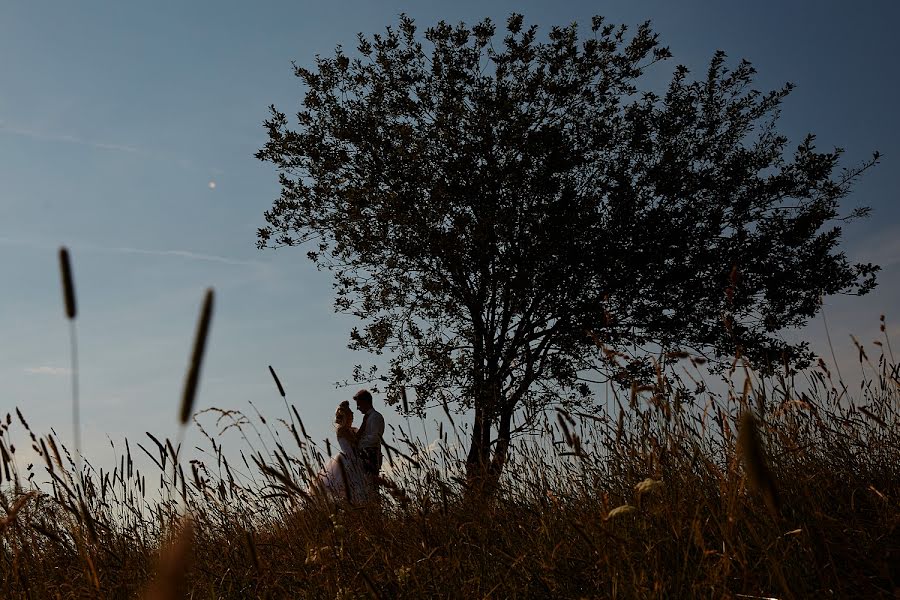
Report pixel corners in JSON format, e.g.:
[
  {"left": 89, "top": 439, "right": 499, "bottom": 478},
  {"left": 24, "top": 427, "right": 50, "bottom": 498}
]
[
  {"left": 466, "top": 406, "right": 491, "bottom": 480},
  {"left": 465, "top": 403, "right": 513, "bottom": 496},
  {"left": 489, "top": 407, "right": 513, "bottom": 478},
  {"left": 465, "top": 405, "right": 491, "bottom": 486}
]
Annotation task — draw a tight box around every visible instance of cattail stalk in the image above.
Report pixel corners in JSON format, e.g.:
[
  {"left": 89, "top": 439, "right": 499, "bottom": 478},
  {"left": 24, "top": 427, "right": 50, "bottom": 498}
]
[
  {"left": 172, "top": 288, "right": 214, "bottom": 509},
  {"left": 269, "top": 365, "right": 296, "bottom": 430},
  {"left": 58, "top": 247, "right": 81, "bottom": 475},
  {"left": 59, "top": 248, "right": 77, "bottom": 319},
  {"left": 181, "top": 288, "right": 214, "bottom": 426},
  {"left": 268, "top": 365, "right": 285, "bottom": 397}
]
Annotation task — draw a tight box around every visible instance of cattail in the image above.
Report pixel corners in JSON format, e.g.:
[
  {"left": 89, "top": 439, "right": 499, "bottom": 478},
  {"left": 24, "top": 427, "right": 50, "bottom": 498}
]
[
  {"left": 58, "top": 247, "right": 76, "bottom": 319},
  {"left": 59, "top": 247, "right": 81, "bottom": 471},
  {"left": 400, "top": 386, "right": 409, "bottom": 414},
  {"left": 0, "top": 441, "right": 10, "bottom": 482},
  {"left": 47, "top": 435, "right": 63, "bottom": 470},
  {"left": 15, "top": 407, "right": 30, "bottom": 430},
  {"left": 180, "top": 288, "right": 214, "bottom": 425},
  {"left": 738, "top": 411, "right": 780, "bottom": 517},
  {"left": 268, "top": 367, "right": 295, "bottom": 445},
  {"left": 268, "top": 365, "right": 286, "bottom": 397},
  {"left": 40, "top": 438, "right": 53, "bottom": 473},
  {"left": 146, "top": 432, "right": 166, "bottom": 469},
  {"left": 292, "top": 406, "right": 309, "bottom": 439}
]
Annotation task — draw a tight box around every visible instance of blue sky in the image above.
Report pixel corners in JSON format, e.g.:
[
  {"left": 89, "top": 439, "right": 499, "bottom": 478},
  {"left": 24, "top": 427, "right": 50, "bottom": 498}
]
[{"left": 1, "top": 1, "right": 898, "bottom": 471}]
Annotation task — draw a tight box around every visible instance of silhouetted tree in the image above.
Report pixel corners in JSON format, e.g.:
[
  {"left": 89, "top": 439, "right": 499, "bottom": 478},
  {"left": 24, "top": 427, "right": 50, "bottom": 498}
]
[{"left": 256, "top": 14, "right": 878, "bottom": 487}]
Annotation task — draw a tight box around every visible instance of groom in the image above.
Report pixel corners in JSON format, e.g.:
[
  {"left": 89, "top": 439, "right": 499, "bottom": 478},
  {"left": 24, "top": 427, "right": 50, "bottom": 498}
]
[{"left": 353, "top": 388, "right": 384, "bottom": 500}]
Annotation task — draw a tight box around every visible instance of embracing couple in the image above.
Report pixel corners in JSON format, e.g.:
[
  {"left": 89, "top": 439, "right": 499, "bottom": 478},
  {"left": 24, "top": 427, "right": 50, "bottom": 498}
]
[{"left": 313, "top": 389, "right": 385, "bottom": 504}]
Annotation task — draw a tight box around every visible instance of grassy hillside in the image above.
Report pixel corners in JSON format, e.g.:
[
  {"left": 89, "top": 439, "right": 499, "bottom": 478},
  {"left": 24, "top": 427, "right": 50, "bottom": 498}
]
[{"left": 1, "top": 338, "right": 897, "bottom": 598}]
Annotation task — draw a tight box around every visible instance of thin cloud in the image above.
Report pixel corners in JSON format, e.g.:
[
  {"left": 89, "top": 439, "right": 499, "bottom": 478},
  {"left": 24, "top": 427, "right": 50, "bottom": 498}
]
[
  {"left": 0, "top": 123, "right": 140, "bottom": 154},
  {"left": 24, "top": 366, "right": 72, "bottom": 376},
  {"left": 0, "top": 236, "right": 46, "bottom": 250},
  {"left": 0, "top": 236, "right": 266, "bottom": 269},
  {"left": 100, "top": 245, "right": 264, "bottom": 267},
  {"left": 1, "top": 121, "right": 225, "bottom": 176}
]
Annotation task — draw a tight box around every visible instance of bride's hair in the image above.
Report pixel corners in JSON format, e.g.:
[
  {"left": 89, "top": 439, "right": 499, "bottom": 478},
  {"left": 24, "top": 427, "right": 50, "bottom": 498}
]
[{"left": 334, "top": 400, "right": 352, "bottom": 428}]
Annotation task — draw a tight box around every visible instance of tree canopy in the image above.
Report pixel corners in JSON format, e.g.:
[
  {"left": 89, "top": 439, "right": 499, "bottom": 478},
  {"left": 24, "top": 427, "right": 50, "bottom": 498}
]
[{"left": 256, "top": 14, "right": 878, "bottom": 483}]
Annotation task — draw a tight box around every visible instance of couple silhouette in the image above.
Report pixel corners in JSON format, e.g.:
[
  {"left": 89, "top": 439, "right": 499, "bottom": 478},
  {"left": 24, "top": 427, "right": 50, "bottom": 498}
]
[{"left": 312, "top": 389, "right": 385, "bottom": 503}]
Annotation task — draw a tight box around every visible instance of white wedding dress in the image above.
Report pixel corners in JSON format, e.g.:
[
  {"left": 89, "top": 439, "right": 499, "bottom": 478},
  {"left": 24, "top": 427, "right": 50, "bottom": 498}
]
[{"left": 312, "top": 435, "right": 368, "bottom": 503}]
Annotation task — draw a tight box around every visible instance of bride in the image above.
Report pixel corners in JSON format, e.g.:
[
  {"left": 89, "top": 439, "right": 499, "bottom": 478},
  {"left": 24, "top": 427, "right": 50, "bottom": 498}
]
[{"left": 310, "top": 401, "right": 368, "bottom": 503}]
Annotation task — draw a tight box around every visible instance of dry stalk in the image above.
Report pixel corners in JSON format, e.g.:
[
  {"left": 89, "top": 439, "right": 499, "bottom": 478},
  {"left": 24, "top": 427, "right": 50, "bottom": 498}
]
[{"left": 738, "top": 411, "right": 781, "bottom": 518}]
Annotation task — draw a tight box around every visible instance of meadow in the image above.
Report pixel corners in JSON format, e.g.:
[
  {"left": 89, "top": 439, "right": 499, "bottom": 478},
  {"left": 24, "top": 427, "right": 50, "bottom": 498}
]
[{"left": 0, "top": 283, "right": 897, "bottom": 598}]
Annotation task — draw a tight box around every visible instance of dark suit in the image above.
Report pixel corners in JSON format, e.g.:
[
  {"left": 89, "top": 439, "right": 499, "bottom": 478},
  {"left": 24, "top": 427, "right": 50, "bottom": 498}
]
[{"left": 357, "top": 408, "right": 384, "bottom": 496}]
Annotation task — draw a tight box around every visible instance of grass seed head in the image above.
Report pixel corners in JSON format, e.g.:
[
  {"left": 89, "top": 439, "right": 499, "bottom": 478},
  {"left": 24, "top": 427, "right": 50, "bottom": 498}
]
[
  {"left": 180, "top": 288, "right": 214, "bottom": 425},
  {"left": 58, "top": 247, "right": 77, "bottom": 320},
  {"left": 606, "top": 504, "right": 637, "bottom": 520},
  {"left": 634, "top": 478, "right": 664, "bottom": 496},
  {"left": 268, "top": 365, "right": 286, "bottom": 397}
]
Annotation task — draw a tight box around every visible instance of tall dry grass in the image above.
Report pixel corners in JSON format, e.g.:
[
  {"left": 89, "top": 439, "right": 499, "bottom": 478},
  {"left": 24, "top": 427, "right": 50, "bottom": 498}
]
[{"left": 0, "top": 260, "right": 896, "bottom": 597}]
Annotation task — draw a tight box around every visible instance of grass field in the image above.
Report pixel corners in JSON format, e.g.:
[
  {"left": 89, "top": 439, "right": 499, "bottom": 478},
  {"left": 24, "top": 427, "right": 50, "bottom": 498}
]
[{"left": 1, "top": 319, "right": 898, "bottom": 598}]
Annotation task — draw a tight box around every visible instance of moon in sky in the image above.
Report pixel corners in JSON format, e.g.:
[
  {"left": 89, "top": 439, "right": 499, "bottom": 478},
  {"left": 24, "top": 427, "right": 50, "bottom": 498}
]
[{"left": 208, "top": 181, "right": 217, "bottom": 190}]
